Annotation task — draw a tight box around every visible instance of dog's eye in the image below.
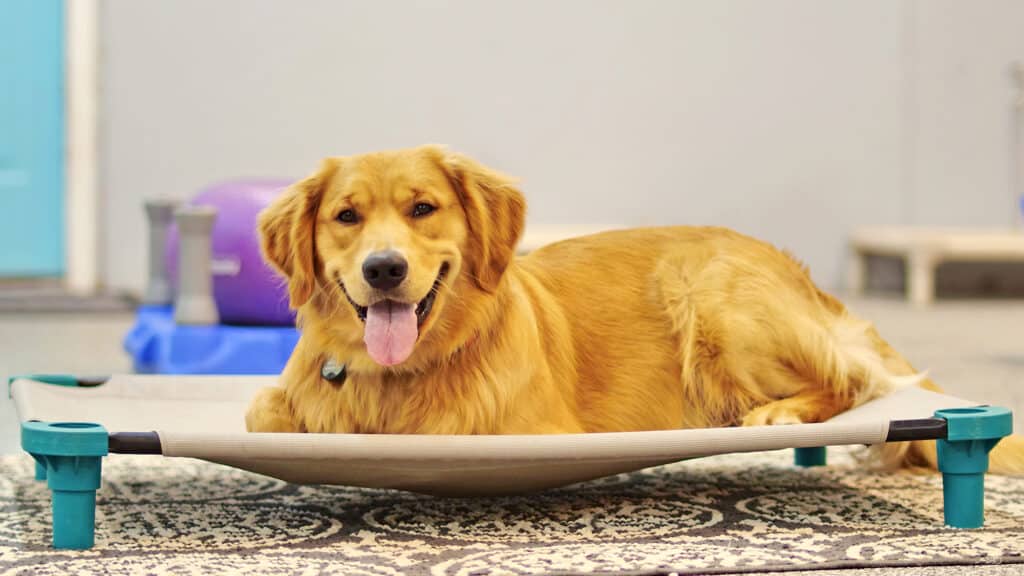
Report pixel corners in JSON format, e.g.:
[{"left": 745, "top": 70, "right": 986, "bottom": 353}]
[
  {"left": 336, "top": 209, "right": 359, "bottom": 224},
  {"left": 412, "top": 203, "right": 436, "bottom": 218}
]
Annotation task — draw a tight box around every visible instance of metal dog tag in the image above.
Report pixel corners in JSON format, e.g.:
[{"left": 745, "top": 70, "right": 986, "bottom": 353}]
[{"left": 320, "top": 358, "right": 347, "bottom": 384}]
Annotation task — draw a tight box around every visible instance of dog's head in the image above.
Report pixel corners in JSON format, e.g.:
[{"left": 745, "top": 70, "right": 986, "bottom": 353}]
[{"left": 259, "top": 145, "right": 526, "bottom": 368}]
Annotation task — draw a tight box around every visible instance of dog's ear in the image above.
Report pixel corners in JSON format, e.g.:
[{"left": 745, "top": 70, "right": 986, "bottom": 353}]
[
  {"left": 435, "top": 148, "right": 526, "bottom": 292},
  {"left": 258, "top": 158, "right": 339, "bottom": 308}
]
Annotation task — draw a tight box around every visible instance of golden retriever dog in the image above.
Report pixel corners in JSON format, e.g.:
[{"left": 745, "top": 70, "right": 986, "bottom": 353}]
[{"left": 245, "top": 145, "right": 1022, "bottom": 475}]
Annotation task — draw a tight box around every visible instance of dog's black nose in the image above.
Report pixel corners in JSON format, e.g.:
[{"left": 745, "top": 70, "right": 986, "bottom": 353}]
[{"left": 362, "top": 250, "right": 408, "bottom": 291}]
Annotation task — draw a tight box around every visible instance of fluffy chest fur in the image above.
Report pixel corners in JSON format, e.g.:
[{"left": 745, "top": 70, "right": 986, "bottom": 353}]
[{"left": 282, "top": 271, "right": 584, "bottom": 435}]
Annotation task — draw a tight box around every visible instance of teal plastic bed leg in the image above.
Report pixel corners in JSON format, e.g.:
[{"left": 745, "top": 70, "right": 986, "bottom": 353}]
[
  {"left": 794, "top": 446, "right": 826, "bottom": 467},
  {"left": 34, "top": 460, "right": 47, "bottom": 480},
  {"left": 934, "top": 406, "right": 1012, "bottom": 529},
  {"left": 21, "top": 421, "right": 108, "bottom": 549}
]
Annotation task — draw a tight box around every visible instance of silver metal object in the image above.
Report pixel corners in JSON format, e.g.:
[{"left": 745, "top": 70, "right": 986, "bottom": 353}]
[
  {"left": 142, "top": 199, "right": 179, "bottom": 305},
  {"left": 173, "top": 206, "right": 219, "bottom": 325}
]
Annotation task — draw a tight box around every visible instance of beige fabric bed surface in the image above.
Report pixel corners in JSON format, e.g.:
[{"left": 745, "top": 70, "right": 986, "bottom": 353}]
[{"left": 10, "top": 376, "right": 977, "bottom": 495}]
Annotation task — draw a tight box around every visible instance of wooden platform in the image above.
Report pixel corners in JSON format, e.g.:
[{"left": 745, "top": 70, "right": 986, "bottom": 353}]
[{"left": 848, "top": 227, "right": 1024, "bottom": 306}]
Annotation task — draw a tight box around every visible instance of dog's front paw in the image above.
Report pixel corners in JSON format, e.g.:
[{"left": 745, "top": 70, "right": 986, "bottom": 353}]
[
  {"left": 741, "top": 402, "right": 805, "bottom": 427},
  {"left": 245, "top": 387, "right": 301, "bottom": 432}
]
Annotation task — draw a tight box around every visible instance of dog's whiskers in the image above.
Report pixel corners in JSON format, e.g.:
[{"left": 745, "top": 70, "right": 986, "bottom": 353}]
[{"left": 319, "top": 280, "right": 351, "bottom": 321}]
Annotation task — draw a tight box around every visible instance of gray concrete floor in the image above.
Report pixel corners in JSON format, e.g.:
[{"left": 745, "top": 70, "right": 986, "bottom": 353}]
[{"left": 2, "top": 297, "right": 1023, "bottom": 455}]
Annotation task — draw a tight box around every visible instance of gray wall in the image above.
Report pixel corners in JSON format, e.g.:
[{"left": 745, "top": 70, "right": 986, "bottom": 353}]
[{"left": 99, "top": 0, "right": 1024, "bottom": 295}]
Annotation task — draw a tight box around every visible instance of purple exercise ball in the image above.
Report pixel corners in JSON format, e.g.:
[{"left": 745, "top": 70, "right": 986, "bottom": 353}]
[{"left": 165, "top": 180, "right": 296, "bottom": 326}]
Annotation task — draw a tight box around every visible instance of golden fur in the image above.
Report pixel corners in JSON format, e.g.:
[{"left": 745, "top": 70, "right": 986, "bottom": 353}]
[{"left": 246, "top": 145, "right": 1023, "bottom": 475}]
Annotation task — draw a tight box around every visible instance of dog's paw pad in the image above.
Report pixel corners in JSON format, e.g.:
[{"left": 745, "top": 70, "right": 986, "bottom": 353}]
[
  {"left": 742, "top": 405, "right": 805, "bottom": 427},
  {"left": 767, "top": 413, "right": 803, "bottom": 425}
]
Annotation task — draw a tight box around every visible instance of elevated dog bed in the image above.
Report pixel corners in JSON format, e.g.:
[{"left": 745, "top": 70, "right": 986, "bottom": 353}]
[{"left": 9, "top": 374, "right": 1014, "bottom": 550}]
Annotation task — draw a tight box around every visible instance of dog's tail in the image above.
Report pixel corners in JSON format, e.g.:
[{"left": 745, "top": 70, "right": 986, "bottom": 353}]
[
  {"left": 845, "top": 323, "right": 1024, "bottom": 476},
  {"left": 872, "top": 379, "right": 1024, "bottom": 476},
  {"left": 787, "top": 302, "right": 1022, "bottom": 476}
]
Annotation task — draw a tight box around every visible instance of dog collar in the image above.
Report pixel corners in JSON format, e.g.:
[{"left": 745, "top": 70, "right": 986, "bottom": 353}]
[{"left": 320, "top": 357, "right": 347, "bottom": 384}]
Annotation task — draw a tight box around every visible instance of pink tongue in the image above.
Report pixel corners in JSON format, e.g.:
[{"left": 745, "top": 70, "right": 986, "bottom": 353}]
[{"left": 363, "top": 301, "right": 418, "bottom": 366}]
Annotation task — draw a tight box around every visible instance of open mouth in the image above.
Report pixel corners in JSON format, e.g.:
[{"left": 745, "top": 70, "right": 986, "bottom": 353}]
[{"left": 343, "top": 263, "right": 449, "bottom": 327}]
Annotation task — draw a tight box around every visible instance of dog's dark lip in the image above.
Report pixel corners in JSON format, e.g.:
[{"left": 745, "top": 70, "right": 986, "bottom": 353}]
[
  {"left": 415, "top": 262, "right": 449, "bottom": 326},
  {"left": 341, "top": 285, "right": 368, "bottom": 321},
  {"left": 339, "top": 263, "right": 449, "bottom": 327}
]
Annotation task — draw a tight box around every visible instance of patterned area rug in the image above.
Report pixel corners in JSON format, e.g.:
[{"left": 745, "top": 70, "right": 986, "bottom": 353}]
[{"left": 1, "top": 450, "right": 1022, "bottom": 576}]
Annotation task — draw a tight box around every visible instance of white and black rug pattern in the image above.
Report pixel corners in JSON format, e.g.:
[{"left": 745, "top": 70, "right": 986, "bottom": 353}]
[{"left": 1, "top": 449, "right": 1022, "bottom": 576}]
